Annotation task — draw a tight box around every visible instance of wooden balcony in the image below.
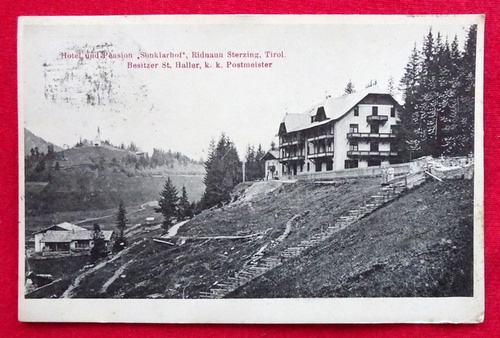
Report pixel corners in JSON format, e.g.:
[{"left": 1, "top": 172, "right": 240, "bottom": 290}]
[
  {"left": 308, "top": 151, "right": 334, "bottom": 159},
  {"left": 347, "top": 150, "right": 398, "bottom": 157},
  {"left": 279, "top": 155, "right": 305, "bottom": 162},
  {"left": 346, "top": 132, "right": 396, "bottom": 140},
  {"left": 280, "top": 139, "right": 303, "bottom": 147},
  {"left": 307, "top": 133, "right": 334, "bottom": 142},
  {"left": 366, "top": 115, "right": 388, "bottom": 123}
]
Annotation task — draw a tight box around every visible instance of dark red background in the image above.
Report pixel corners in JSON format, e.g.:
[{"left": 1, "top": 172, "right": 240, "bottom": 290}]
[{"left": 1, "top": 1, "right": 499, "bottom": 337}]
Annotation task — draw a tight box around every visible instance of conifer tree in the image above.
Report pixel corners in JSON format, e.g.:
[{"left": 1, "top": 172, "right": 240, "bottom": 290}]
[
  {"left": 155, "top": 177, "right": 179, "bottom": 230},
  {"left": 387, "top": 76, "right": 395, "bottom": 96},
  {"left": 255, "top": 144, "right": 265, "bottom": 179},
  {"left": 399, "top": 43, "right": 421, "bottom": 161},
  {"left": 344, "top": 80, "right": 356, "bottom": 94},
  {"left": 177, "top": 185, "right": 191, "bottom": 221},
  {"left": 91, "top": 223, "right": 107, "bottom": 262},
  {"left": 114, "top": 201, "right": 127, "bottom": 252},
  {"left": 201, "top": 134, "right": 242, "bottom": 209},
  {"left": 399, "top": 25, "right": 476, "bottom": 159}
]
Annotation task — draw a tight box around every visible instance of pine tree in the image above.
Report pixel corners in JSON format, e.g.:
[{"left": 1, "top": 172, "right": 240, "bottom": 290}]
[
  {"left": 365, "top": 79, "right": 377, "bottom": 88},
  {"left": 255, "top": 144, "right": 265, "bottom": 180},
  {"left": 245, "top": 145, "right": 256, "bottom": 181},
  {"left": 399, "top": 26, "right": 476, "bottom": 159},
  {"left": 387, "top": 76, "right": 395, "bottom": 96},
  {"left": 399, "top": 43, "right": 422, "bottom": 161},
  {"left": 244, "top": 144, "right": 266, "bottom": 182},
  {"left": 201, "top": 134, "right": 242, "bottom": 209},
  {"left": 91, "top": 223, "right": 107, "bottom": 262},
  {"left": 177, "top": 185, "right": 191, "bottom": 221},
  {"left": 114, "top": 201, "right": 127, "bottom": 252},
  {"left": 155, "top": 177, "right": 179, "bottom": 230},
  {"left": 457, "top": 25, "right": 477, "bottom": 155},
  {"left": 344, "top": 80, "right": 356, "bottom": 95}
]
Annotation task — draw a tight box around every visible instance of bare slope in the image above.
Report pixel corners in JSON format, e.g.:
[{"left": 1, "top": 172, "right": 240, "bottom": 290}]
[
  {"left": 26, "top": 178, "right": 473, "bottom": 299},
  {"left": 230, "top": 179, "right": 473, "bottom": 298}
]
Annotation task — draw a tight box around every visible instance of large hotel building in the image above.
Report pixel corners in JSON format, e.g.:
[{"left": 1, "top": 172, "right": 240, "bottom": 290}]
[{"left": 278, "top": 87, "right": 401, "bottom": 176}]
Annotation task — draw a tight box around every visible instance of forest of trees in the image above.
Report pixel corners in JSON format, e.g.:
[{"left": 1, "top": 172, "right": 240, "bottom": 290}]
[
  {"left": 25, "top": 145, "right": 58, "bottom": 181},
  {"left": 121, "top": 147, "right": 201, "bottom": 170},
  {"left": 244, "top": 144, "right": 266, "bottom": 182},
  {"left": 398, "top": 25, "right": 477, "bottom": 160}
]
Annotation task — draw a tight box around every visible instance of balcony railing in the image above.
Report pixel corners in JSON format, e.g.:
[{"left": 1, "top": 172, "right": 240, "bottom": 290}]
[
  {"left": 307, "top": 133, "right": 334, "bottom": 142},
  {"left": 347, "top": 150, "right": 398, "bottom": 157},
  {"left": 308, "top": 151, "right": 334, "bottom": 159},
  {"left": 346, "top": 132, "right": 396, "bottom": 139},
  {"left": 279, "top": 155, "right": 305, "bottom": 162},
  {"left": 366, "top": 115, "right": 388, "bottom": 123},
  {"left": 280, "top": 139, "right": 303, "bottom": 147}
]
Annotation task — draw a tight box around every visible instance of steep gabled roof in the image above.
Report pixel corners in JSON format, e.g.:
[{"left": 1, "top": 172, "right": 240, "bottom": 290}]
[
  {"left": 40, "top": 230, "right": 114, "bottom": 243},
  {"left": 323, "top": 86, "right": 390, "bottom": 120},
  {"left": 279, "top": 114, "right": 311, "bottom": 134},
  {"left": 260, "top": 150, "right": 279, "bottom": 161},
  {"left": 279, "top": 86, "right": 398, "bottom": 134},
  {"left": 33, "top": 222, "right": 87, "bottom": 235},
  {"left": 56, "top": 222, "right": 87, "bottom": 231}
]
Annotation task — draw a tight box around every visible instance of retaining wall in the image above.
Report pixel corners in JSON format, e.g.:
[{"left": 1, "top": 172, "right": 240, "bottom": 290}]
[{"left": 287, "top": 162, "right": 411, "bottom": 181}]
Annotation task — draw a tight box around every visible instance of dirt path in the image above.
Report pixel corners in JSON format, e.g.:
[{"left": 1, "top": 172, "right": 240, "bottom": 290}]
[
  {"left": 163, "top": 220, "right": 189, "bottom": 239},
  {"left": 73, "top": 201, "right": 156, "bottom": 225},
  {"left": 100, "top": 260, "right": 134, "bottom": 294},
  {"left": 60, "top": 241, "right": 142, "bottom": 298}
]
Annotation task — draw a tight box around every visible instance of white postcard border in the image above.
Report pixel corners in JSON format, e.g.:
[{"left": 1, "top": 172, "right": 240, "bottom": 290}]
[{"left": 18, "top": 14, "right": 485, "bottom": 323}]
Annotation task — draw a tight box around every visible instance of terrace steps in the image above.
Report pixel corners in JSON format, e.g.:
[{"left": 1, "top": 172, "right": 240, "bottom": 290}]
[{"left": 198, "top": 176, "right": 427, "bottom": 299}]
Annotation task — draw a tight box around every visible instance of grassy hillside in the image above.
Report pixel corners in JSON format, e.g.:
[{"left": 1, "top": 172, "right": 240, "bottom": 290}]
[
  {"left": 25, "top": 168, "right": 204, "bottom": 216},
  {"left": 24, "top": 137, "right": 205, "bottom": 216},
  {"left": 58, "top": 145, "right": 131, "bottom": 168},
  {"left": 25, "top": 177, "right": 473, "bottom": 299},
  {"left": 231, "top": 180, "right": 473, "bottom": 298}
]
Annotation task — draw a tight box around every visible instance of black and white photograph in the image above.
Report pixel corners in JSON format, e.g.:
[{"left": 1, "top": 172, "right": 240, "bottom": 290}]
[{"left": 18, "top": 15, "right": 484, "bottom": 323}]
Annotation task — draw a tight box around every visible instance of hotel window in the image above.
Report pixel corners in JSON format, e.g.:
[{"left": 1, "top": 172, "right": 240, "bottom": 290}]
[
  {"left": 372, "top": 106, "right": 378, "bottom": 116},
  {"left": 391, "top": 107, "right": 396, "bottom": 117},
  {"left": 349, "top": 124, "right": 358, "bottom": 133},
  {"left": 345, "top": 159, "right": 359, "bottom": 169},
  {"left": 349, "top": 141, "right": 358, "bottom": 151},
  {"left": 315, "top": 161, "right": 322, "bottom": 172},
  {"left": 326, "top": 160, "right": 333, "bottom": 171},
  {"left": 354, "top": 106, "right": 359, "bottom": 116}
]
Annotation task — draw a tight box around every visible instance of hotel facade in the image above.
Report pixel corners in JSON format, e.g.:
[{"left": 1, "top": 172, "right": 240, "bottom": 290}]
[{"left": 278, "top": 87, "right": 401, "bottom": 176}]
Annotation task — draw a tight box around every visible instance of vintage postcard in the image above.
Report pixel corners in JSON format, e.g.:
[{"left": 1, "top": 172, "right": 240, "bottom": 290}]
[{"left": 18, "top": 15, "right": 484, "bottom": 323}]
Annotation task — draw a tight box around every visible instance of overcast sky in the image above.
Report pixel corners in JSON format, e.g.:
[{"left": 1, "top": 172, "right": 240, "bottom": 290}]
[{"left": 20, "top": 15, "right": 478, "bottom": 160}]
